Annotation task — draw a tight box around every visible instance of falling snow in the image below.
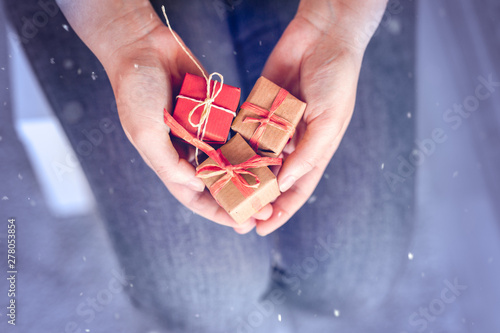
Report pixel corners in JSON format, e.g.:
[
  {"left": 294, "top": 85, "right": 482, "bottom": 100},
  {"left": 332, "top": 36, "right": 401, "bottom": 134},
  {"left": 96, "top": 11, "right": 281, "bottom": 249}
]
[
  {"left": 77, "top": 68, "right": 82, "bottom": 75},
  {"left": 307, "top": 195, "right": 317, "bottom": 204},
  {"left": 144, "top": 209, "right": 148, "bottom": 214},
  {"left": 63, "top": 59, "right": 74, "bottom": 70},
  {"left": 18, "top": 173, "right": 23, "bottom": 180},
  {"left": 408, "top": 252, "right": 414, "bottom": 260},
  {"left": 82, "top": 256, "right": 87, "bottom": 262},
  {"left": 323, "top": 173, "right": 330, "bottom": 179},
  {"left": 259, "top": 40, "right": 262, "bottom": 46},
  {"left": 334, "top": 309, "right": 340, "bottom": 317},
  {"left": 278, "top": 314, "right": 282, "bottom": 322},
  {"left": 381, "top": 163, "right": 385, "bottom": 170},
  {"left": 407, "top": 112, "right": 412, "bottom": 118},
  {"left": 386, "top": 18, "right": 402, "bottom": 35},
  {"left": 50, "top": 58, "right": 55, "bottom": 64},
  {"left": 2, "top": 196, "right": 8, "bottom": 200},
  {"left": 134, "top": 64, "right": 139, "bottom": 69},
  {"left": 62, "top": 24, "right": 69, "bottom": 31},
  {"left": 453, "top": 171, "right": 459, "bottom": 178},
  {"left": 91, "top": 72, "right": 98, "bottom": 80}
]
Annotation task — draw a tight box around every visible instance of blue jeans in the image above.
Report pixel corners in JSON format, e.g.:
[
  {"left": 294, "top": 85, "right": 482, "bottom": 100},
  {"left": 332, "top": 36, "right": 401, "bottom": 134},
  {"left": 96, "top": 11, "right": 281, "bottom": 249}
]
[{"left": 3, "top": 0, "right": 418, "bottom": 332}]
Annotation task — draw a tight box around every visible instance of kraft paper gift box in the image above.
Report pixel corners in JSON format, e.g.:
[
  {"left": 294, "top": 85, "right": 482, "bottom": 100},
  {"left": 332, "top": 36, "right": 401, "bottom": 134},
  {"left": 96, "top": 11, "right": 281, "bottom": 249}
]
[
  {"left": 231, "top": 76, "right": 306, "bottom": 157},
  {"left": 172, "top": 73, "right": 241, "bottom": 144},
  {"left": 196, "top": 134, "right": 281, "bottom": 224}
]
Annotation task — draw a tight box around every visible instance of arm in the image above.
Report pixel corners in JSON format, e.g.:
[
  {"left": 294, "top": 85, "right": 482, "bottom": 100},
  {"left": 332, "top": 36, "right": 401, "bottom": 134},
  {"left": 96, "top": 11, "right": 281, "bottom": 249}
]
[
  {"left": 256, "top": 0, "right": 388, "bottom": 235},
  {"left": 57, "top": 0, "right": 262, "bottom": 233}
]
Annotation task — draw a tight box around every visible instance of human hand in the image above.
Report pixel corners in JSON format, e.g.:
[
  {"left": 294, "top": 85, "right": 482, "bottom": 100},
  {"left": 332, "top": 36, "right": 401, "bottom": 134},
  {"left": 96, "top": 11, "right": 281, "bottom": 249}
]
[
  {"left": 106, "top": 22, "right": 275, "bottom": 234},
  {"left": 256, "top": 0, "right": 387, "bottom": 235},
  {"left": 58, "top": 1, "right": 269, "bottom": 233}
]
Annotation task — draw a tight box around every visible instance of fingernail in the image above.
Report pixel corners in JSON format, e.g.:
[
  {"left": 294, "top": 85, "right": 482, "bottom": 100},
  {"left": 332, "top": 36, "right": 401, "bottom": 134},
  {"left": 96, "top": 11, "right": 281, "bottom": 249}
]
[
  {"left": 188, "top": 180, "right": 205, "bottom": 192},
  {"left": 279, "top": 176, "right": 296, "bottom": 192},
  {"left": 256, "top": 229, "right": 267, "bottom": 237}
]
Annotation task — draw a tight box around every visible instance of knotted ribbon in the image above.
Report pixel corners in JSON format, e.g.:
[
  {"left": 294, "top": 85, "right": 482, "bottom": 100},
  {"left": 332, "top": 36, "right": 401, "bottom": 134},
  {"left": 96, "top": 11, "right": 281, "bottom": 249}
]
[
  {"left": 241, "top": 88, "right": 295, "bottom": 152},
  {"left": 164, "top": 109, "right": 282, "bottom": 203}
]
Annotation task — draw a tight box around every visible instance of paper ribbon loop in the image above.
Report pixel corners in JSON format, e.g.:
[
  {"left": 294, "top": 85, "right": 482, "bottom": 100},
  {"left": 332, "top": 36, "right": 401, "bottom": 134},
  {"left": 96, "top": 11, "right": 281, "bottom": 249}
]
[{"left": 241, "top": 88, "right": 295, "bottom": 151}]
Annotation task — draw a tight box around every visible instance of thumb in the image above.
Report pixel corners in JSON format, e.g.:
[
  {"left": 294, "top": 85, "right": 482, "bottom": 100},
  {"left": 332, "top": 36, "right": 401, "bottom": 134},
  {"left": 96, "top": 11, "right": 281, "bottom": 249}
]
[{"left": 115, "top": 61, "right": 205, "bottom": 192}]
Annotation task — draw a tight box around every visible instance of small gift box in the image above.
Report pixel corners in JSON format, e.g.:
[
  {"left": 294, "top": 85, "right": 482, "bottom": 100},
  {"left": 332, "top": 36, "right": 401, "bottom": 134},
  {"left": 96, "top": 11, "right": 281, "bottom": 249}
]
[
  {"left": 231, "top": 76, "right": 307, "bottom": 157},
  {"left": 173, "top": 73, "right": 241, "bottom": 144},
  {"left": 196, "top": 134, "right": 281, "bottom": 224}
]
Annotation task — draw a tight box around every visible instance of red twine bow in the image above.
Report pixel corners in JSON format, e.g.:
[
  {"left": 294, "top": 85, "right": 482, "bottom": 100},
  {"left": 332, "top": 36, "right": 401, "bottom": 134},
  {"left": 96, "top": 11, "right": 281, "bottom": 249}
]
[
  {"left": 241, "top": 88, "right": 295, "bottom": 152},
  {"left": 164, "top": 109, "right": 282, "bottom": 201},
  {"left": 196, "top": 153, "right": 281, "bottom": 198}
]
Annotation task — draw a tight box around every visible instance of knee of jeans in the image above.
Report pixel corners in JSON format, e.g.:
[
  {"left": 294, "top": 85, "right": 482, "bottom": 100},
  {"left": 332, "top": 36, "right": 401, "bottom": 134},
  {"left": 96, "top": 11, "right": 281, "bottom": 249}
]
[
  {"left": 121, "top": 236, "right": 271, "bottom": 331},
  {"left": 270, "top": 249, "right": 403, "bottom": 315}
]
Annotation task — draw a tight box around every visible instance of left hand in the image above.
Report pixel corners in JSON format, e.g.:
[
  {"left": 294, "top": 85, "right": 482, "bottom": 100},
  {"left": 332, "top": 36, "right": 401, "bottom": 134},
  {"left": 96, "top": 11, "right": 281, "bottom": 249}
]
[{"left": 256, "top": 0, "right": 386, "bottom": 235}]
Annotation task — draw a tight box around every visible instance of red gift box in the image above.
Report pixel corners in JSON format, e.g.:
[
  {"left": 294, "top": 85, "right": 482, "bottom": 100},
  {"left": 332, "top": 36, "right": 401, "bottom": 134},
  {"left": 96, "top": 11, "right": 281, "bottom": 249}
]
[{"left": 172, "top": 73, "right": 241, "bottom": 144}]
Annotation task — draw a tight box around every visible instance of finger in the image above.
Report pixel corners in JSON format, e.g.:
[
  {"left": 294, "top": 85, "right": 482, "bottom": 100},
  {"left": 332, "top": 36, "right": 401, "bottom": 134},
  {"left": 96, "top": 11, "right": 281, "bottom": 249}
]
[
  {"left": 234, "top": 220, "right": 257, "bottom": 234},
  {"left": 256, "top": 160, "right": 327, "bottom": 236},
  {"left": 252, "top": 204, "right": 273, "bottom": 221},
  {"left": 277, "top": 112, "right": 347, "bottom": 193}
]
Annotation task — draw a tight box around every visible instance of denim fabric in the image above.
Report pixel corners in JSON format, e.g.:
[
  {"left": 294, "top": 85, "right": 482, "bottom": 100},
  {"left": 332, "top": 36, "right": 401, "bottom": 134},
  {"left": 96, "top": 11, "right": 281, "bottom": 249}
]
[{"left": 2, "top": 1, "right": 418, "bottom": 332}]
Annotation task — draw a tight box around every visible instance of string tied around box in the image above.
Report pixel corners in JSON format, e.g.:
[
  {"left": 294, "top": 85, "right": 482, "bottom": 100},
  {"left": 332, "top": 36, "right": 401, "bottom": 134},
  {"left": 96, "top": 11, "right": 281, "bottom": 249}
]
[{"left": 241, "top": 88, "right": 295, "bottom": 152}]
